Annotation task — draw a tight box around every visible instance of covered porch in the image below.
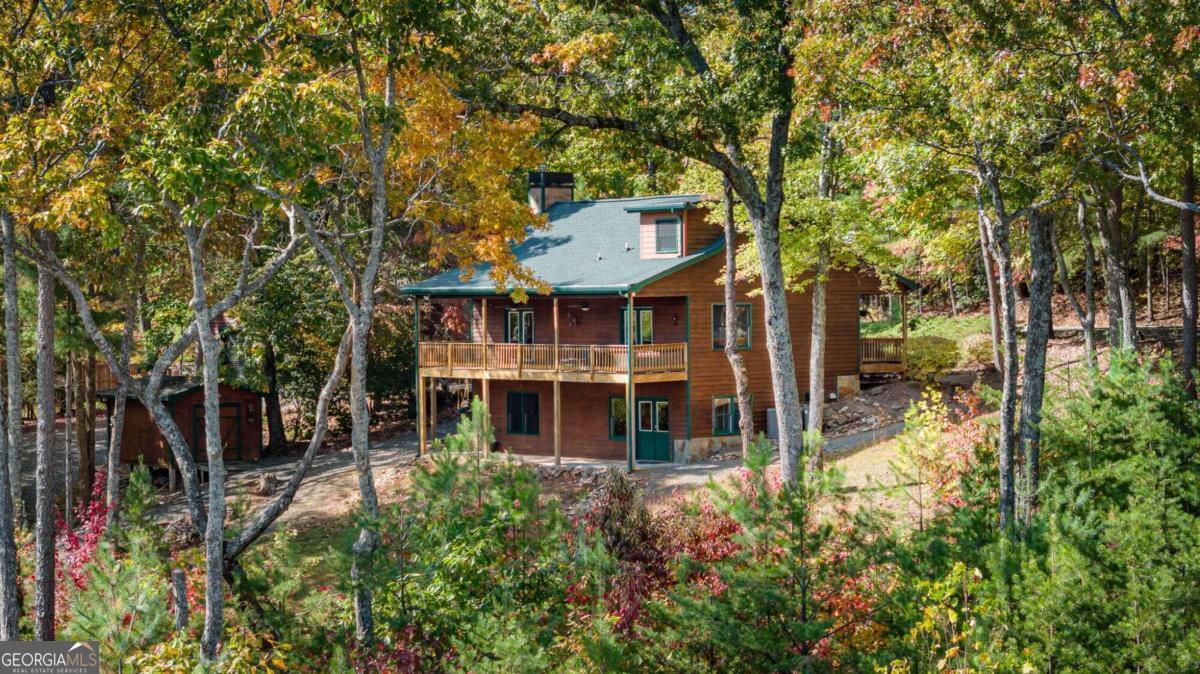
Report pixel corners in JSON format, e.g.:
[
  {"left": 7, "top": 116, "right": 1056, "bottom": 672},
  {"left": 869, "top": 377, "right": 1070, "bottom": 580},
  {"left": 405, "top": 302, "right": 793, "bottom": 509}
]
[
  {"left": 413, "top": 292, "right": 691, "bottom": 470},
  {"left": 859, "top": 291, "right": 909, "bottom": 375}
]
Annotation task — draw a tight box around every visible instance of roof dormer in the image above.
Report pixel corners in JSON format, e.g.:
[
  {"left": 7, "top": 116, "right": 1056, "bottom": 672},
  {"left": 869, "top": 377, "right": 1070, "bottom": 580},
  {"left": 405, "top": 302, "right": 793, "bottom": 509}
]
[{"left": 625, "top": 199, "right": 698, "bottom": 260}]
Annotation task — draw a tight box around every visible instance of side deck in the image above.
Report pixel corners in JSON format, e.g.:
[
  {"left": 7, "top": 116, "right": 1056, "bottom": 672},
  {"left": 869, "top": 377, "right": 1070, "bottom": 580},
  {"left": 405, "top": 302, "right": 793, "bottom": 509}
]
[
  {"left": 860, "top": 337, "right": 906, "bottom": 374},
  {"left": 418, "top": 342, "right": 688, "bottom": 383}
]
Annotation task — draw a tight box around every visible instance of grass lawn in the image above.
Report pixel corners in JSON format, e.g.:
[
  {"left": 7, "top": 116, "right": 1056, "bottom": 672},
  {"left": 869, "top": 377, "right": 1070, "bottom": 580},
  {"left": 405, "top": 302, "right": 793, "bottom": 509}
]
[{"left": 864, "top": 312, "right": 991, "bottom": 342}]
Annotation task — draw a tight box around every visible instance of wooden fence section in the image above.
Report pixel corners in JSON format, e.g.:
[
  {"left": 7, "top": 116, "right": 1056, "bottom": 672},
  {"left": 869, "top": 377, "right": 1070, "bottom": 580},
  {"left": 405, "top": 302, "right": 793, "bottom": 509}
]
[{"left": 419, "top": 342, "right": 688, "bottom": 378}]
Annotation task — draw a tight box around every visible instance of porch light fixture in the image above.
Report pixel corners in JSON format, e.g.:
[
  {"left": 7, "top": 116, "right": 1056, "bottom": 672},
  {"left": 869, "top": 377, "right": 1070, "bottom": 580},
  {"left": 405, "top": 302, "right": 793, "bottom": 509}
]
[
  {"left": 672, "top": 313, "right": 679, "bottom": 325},
  {"left": 581, "top": 300, "right": 590, "bottom": 312}
]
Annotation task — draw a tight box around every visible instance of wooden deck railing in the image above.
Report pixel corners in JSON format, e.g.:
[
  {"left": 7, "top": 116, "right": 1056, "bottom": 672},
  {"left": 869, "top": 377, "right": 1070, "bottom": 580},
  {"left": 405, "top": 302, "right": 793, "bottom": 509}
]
[
  {"left": 860, "top": 337, "right": 905, "bottom": 364},
  {"left": 419, "top": 342, "right": 688, "bottom": 376}
]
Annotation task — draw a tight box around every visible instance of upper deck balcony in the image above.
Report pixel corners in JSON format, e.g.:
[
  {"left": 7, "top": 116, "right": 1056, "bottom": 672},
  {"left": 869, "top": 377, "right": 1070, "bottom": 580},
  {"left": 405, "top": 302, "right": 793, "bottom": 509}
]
[{"left": 418, "top": 341, "right": 688, "bottom": 384}]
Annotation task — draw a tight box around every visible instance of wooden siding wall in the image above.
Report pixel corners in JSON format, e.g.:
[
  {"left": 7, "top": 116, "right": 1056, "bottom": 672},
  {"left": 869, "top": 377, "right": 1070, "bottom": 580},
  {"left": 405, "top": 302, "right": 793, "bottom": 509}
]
[
  {"left": 479, "top": 378, "right": 686, "bottom": 461},
  {"left": 640, "top": 248, "right": 883, "bottom": 438},
  {"left": 638, "top": 212, "right": 683, "bottom": 259},
  {"left": 171, "top": 388, "right": 264, "bottom": 462},
  {"left": 684, "top": 206, "right": 723, "bottom": 254},
  {"left": 471, "top": 296, "right": 687, "bottom": 345}
]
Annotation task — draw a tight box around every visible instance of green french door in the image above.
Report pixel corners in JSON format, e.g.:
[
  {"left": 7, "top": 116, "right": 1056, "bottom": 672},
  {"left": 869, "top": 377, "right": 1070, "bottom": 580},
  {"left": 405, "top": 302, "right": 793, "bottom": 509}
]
[{"left": 635, "top": 397, "right": 671, "bottom": 462}]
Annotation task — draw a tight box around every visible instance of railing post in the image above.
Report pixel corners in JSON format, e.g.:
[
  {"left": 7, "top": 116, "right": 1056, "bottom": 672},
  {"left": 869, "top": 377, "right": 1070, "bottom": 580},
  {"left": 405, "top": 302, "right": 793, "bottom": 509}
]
[{"left": 518, "top": 343, "right": 524, "bottom": 377}]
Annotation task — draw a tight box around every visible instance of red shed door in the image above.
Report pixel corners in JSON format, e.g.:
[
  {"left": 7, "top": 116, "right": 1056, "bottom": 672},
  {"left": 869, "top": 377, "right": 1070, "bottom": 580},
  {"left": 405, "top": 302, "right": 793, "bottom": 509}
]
[{"left": 191, "top": 403, "right": 244, "bottom": 461}]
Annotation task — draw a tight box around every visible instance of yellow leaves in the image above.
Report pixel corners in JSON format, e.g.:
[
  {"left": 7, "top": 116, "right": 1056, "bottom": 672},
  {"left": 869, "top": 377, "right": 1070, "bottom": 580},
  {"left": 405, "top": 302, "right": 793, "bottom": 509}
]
[
  {"left": 531, "top": 32, "right": 618, "bottom": 74},
  {"left": 1113, "top": 68, "right": 1138, "bottom": 105}
]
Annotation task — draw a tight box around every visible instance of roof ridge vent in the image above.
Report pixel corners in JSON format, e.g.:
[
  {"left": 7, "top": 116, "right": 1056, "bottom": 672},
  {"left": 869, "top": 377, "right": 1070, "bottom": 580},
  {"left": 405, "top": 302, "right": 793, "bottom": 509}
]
[
  {"left": 597, "top": 252, "right": 603, "bottom": 261},
  {"left": 625, "top": 242, "right": 632, "bottom": 251}
]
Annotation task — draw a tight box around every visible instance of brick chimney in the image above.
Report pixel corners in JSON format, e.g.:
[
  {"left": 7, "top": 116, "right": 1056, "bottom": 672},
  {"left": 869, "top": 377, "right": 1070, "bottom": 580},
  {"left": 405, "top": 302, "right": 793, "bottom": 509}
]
[{"left": 528, "top": 169, "right": 575, "bottom": 214}]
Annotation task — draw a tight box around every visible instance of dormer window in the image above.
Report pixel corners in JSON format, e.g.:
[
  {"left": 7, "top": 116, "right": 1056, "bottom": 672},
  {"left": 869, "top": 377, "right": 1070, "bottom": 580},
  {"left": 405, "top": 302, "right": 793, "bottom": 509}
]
[{"left": 654, "top": 217, "right": 681, "bottom": 255}]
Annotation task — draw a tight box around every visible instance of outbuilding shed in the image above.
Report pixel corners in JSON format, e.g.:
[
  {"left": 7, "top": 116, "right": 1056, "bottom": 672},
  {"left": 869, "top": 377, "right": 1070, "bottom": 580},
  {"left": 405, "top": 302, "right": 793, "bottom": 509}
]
[{"left": 99, "top": 378, "right": 264, "bottom": 467}]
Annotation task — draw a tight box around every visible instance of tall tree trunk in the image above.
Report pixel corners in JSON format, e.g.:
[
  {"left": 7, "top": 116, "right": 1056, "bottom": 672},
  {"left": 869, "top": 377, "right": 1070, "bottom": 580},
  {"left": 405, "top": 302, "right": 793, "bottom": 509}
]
[
  {"left": 0, "top": 214, "right": 19, "bottom": 639},
  {"left": 349, "top": 313, "right": 380, "bottom": 644},
  {"left": 83, "top": 351, "right": 95, "bottom": 506},
  {"left": 71, "top": 356, "right": 88, "bottom": 513},
  {"left": 806, "top": 122, "right": 835, "bottom": 457},
  {"left": 1053, "top": 202, "right": 1097, "bottom": 369},
  {"left": 977, "top": 194, "right": 1004, "bottom": 373},
  {"left": 1162, "top": 247, "right": 1170, "bottom": 320},
  {"left": 947, "top": 274, "right": 958, "bottom": 316},
  {"left": 721, "top": 179, "right": 753, "bottom": 452},
  {"left": 0, "top": 380, "right": 16, "bottom": 641},
  {"left": 3, "top": 214, "right": 22, "bottom": 517},
  {"left": 975, "top": 170, "right": 1019, "bottom": 531},
  {"left": 807, "top": 242, "right": 830, "bottom": 442},
  {"left": 64, "top": 355, "right": 75, "bottom": 526},
  {"left": 33, "top": 242, "right": 56, "bottom": 640},
  {"left": 1097, "top": 200, "right": 1124, "bottom": 350},
  {"left": 1097, "top": 184, "right": 1137, "bottom": 348},
  {"left": 743, "top": 204, "right": 805, "bottom": 483},
  {"left": 1181, "top": 147, "right": 1196, "bottom": 394},
  {"left": 183, "top": 225, "right": 229, "bottom": 664},
  {"left": 1145, "top": 247, "right": 1154, "bottom": 323},
  {"left": 263, "top": 340, "right": 287, "bottom": 453},
  {"left": 106, "top": 296, "right": 135, "bottom": 528},
  {"left": 1020, "top": 211, "right": 1054, "bottom": 525}
]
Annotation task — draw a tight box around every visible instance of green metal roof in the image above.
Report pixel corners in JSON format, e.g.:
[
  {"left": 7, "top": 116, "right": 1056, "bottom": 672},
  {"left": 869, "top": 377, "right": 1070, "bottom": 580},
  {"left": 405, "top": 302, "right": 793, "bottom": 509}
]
[{"left": 400, "top": 194, "right": 720, "bottom": 296}]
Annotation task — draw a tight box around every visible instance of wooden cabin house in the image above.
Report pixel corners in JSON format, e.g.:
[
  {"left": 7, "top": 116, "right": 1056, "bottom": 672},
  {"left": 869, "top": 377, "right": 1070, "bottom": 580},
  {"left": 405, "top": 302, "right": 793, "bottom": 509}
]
[
  {"left": 99, "top": 378, "right": 264, "bottom": 467},
  {"left": 401, "top": 172, "right": 910, "bottom": 467}
]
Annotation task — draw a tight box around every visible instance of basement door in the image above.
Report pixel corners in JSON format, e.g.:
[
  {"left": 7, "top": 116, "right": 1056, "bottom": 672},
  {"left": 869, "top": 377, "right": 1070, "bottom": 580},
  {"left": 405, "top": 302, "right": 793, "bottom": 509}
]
[{"left": 635, "top": 397, "right": 671, "bottom": 462}]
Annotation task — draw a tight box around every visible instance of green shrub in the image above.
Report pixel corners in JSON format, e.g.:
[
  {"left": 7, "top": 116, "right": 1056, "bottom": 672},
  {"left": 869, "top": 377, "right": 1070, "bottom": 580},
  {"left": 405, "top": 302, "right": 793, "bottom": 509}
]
[
  {"left": 358, "top": 410, "right": 579, "bottom": 667},
  {"left": 637, "top": 438, "right": 894, "bottom": 672},
  {"left": 904, "top": 335, "right": 958, "bottom": 383},
  {"left": 958, "top": 333, "right": 994, "bottom": 369}
]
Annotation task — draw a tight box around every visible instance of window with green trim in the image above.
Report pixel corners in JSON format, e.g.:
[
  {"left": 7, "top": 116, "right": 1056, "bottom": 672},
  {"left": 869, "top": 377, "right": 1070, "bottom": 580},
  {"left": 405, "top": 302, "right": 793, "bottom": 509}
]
[
  {"left": 506, "top": 391, "right": 539, "bottom": 435},
  {"left": 608, "top": 396, "right": 627, "bottom": 440},
  {"left": 712, "top": 395, "right": 744, "bottom": 436},
  {"left": 712, "top": 303, "right": 751, "bottom": 350},
  {"left": 506, "top": 308, "right": 534, "bottom": 344},
  {"left": 619, "top": 307, "right": 654, "bottom": 344},
  {"left": 654, "top": 217, "right": 680, "bottom": 254}
]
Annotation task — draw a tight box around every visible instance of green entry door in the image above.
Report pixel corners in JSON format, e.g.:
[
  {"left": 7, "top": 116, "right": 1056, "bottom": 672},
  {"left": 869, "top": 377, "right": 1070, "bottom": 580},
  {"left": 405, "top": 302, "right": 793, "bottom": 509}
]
[{"left": 635, "top": 398, "right": 671, "bottom": 462}]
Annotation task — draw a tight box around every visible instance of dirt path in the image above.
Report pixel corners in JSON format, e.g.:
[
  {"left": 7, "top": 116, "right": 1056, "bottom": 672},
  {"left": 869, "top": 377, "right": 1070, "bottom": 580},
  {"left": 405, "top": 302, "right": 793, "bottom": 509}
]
[
  {"left": 149, "top": 421, "right": 457, "bottom": 531},
  {"left": 630, "top": 421, "right": 907, "bottom": 509}
]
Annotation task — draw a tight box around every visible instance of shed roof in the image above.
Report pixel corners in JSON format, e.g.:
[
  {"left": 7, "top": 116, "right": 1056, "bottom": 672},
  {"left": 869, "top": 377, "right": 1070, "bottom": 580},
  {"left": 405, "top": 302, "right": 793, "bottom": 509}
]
[
  {"left": 399, "top": 194, "right": 722, "bottom": 296},
  {"left": 97, "top": 377, "right": 260, "bottom": 403}
]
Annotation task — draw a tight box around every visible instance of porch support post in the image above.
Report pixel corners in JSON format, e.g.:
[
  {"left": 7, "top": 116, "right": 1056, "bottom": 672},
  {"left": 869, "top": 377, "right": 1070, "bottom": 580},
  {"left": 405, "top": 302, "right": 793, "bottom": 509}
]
[
  {"left": 553, "top": 380, "right": 561, "bottom": 466},
  {"left": 429, "top": 377, "right": 437, "bottom": 448},
  {"left": 415, "top": 297, "right": 424, "bottom": 457},
  {"left": 626, "top": 292, "right": 636, "bottom": 473},
  {"left": 553, "top": 297, "right": 560, "bottom": 372},
  {"left": 481, "top": 376, "right": 490, "bottom": 456},
  {"left": 901, "top": 292, "right": 909, "bottom": 370},
  {"left": 417, "top": 374, "right": 426, "bottom": 457}
]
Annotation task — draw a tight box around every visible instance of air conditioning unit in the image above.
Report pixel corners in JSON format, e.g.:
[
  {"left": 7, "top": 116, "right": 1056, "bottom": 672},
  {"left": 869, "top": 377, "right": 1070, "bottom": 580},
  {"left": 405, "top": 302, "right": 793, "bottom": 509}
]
[{"left": 766, "top": 405, "right": 808, "bottom": 441}]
